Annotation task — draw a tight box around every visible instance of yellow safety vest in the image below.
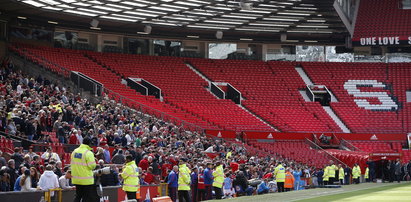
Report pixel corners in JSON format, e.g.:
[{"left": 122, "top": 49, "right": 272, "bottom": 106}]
[
  {"left": 274, "top": 164, "right": 285, "bottom": 182},
  {"left": 71, "top": 144, "right": 96, "bottom": 185},
  {"left": 352, "top": 166, "right": 361, "bottom": 179},
  {"left": 329, "top": 164, "right": 336, "bottom": 177},
  {"left": 323, "top": 166, "right": 329, "bottom": 181},
  {"left": 226, "top": 152, "right": 232, "bottom": 159},
  {"left": 121, "top": 161, "right": 139, "bottom": 192},
  {"left": 365, "top": 167, "right": 369, "bottom": 179},
  {"left": 178, "top": 164, "right": 191, "bottom": 191},
  {"left": 212, "top": 165, "right": 224, "bottom": 188},
  {"left": 339, "top": 167, "right": 344, "bottom": 180}
]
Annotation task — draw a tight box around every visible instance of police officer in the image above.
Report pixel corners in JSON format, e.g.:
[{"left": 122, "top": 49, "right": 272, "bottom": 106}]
[
  {"left": 121, "top": 155, "right": 139, "bottom": 201},
  {"left": 71, "top": 137, "right": 98, "bottom": 202},
  {"left": 178, "top": 158, "right": 191, "bottom": 202},
  {"left": 274, "top": 162, "right": 285, "bottom": 192},
  {"left": 212, "top": 162, "right": 224, "bottom": 199}
]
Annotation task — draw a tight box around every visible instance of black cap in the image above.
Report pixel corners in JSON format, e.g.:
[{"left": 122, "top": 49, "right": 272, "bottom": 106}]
[{"left": 82, "top": 137, "right": 92, "bottom": 146}]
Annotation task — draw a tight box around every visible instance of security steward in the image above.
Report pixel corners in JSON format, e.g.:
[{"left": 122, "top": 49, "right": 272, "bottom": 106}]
[
  {"left": 323, "top": 165, "right": 329, "bottom": 185},
  {"left": 71, "top": 137, "right": 98, "bottom": 202},
  {"left": 273, "top": 161, "right": 285, "bottom": 192},
  {"left": 328, "top": 161, "right": 336, "bottom": 184},
  {"left": 178, "top": 158, "right": 191, "bottom": 202},
  {"left": 212, "top": 161, "right": 224, "bottom": 199},
  {"left": 120, "top": 155, "right": 140, "bottom": 201},
  {"left": 338, "top": 164, "right": 344, "bottom": 185},
  {"left": 352, "top": 163, "right": 361, "bottom": 184}
]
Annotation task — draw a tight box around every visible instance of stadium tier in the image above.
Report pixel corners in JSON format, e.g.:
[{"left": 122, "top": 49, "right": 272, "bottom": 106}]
[
  {"left": 302, "top": 62, "right": 411, "bottom": 134},
  {"left": 354, "top": 0, "right": 411, "bottom": 39},
  {"left": 9, "top": 44, "right": 411, "bottom": 134},
  {"left": 85, "top": 52, "right": 272, "bottom": 131},
  {"left": 187, "top": 58, "right": 342, "bottom": 132},
  {"left": 249, "top": 140, "right": 331, "bottom": 168}
]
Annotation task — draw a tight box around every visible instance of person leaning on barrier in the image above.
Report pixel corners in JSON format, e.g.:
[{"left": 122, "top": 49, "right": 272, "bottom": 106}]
[
  {"left": 120, "top": 155, "right": 140, "bottom": 201},
  {"left": 71, "top": 137, "right": 98, "bottom": 202}
]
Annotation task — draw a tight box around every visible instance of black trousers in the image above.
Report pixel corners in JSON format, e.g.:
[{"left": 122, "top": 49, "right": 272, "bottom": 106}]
[
  {"left": 285, "top": 188, "right": 292, "bottom": 192},
  {"left": 329, "top": 177, "right": 335, "bottom": 185},
  {"left": 74, "top": 185, "right": 99, "bottom": 202},
  {"left": 169, "top": 187, "right": 177, "bottom": 202},
  {"left": 191, "top": 184, "right": 198, "bottom": 202},
  {"left": 178, "top": 190, "right": 191, "bottom": 202},
  {"left": 277, "top": 182, "right": 284, "bottom": 192},
  {"left": 396, "top": 174, "right": 401, "bottom": 183},
  {"left": 126, "top": 191, "right": 137, "bottom": 200},
  {"left": 214, "top": 187, "right": 222, "bottom": 199},
  {"left": 197, "top": 189, "right": 206, "bottom": 201},
  {"left": 205, "top": 185, "right": 212, "bottom": 200}
]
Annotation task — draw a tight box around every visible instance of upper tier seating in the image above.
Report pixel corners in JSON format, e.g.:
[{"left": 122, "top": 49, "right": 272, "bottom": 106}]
[
  {"left": 10, "top": 43, "right": 411, "bottom": 134},
  {"left": 302, "top": 62, "right": 410, "bottom": 134},
  {"left": 187, "top": 58, "right": 342, "bottom": 133},
  {"left": 354, "top": 0, "right": 411, "bottom": 39},
  {"left": 86, "top": 52, "right": 272, "bottom": 131},
  {"left": 10, "top": 44, "right": 217, "bottom": 130}
]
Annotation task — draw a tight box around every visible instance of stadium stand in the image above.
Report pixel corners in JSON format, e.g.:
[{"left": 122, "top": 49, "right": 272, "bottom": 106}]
[
  {"left": 248, "top": 140, "right": 331, "bottom": 168},
  {"left": 85, "top": 52, "right": 272, "bottom": 131},
  {"left": 187, "top": 58, "right": 342, "bottom": 133},
  {"left": 9, "top": 43, "right": 219, "bottom": 130},
  {"left": 353, "top": 0, "right": 411, "bottom": 40},
  {"left": 302, "top": 62, "right": 410, "bottom": 134},
  {"left": 9, "top": 44, "right": 411, "bottom": 134}
]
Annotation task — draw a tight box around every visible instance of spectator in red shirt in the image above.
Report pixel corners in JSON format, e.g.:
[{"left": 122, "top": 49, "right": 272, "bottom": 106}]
[
  {"left": 139, "top": 156, "right": 149, "bottom": 171},
  {"left": 144, "top": 167, "right": 155, "bottom": 184},
  {"left": 161, "top": 160, "right": 173, "bottom": 180},
  {"left": 230, "top": 161, "right": 239, "bottom": 173},
  {"left": 99, "top": 133, "right": 107, "bottom": 147}
]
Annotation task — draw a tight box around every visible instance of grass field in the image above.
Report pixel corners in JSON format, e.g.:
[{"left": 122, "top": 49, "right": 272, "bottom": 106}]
[{"left": 212, "top": 182, "right": 411, "bottom": 202}]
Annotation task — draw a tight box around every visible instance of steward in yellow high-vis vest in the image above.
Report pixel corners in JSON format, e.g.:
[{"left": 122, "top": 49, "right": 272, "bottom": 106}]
[
  {"left": 178, "top": 158, "right": 191, "bottom": 202},
  {"left": 274, "top": 162, "right": 286, "bottom": 192},
  {"left": 212, "top": 162, "right": 224, "bottom": 199},
  {"left": 121, "top": 155, "right": 139, "bottom": 200},
  {"left": 71, "top": 142, "right": 96, "bottom": 185},
  {"left": 323, "top": 166, "right": 330, "bottom": 185},
  {"left": 328, "top": 162, "right": 336, "bottom": 184},
  {"left": 71, "top": 137, "right": 99, "bottom": 202},
  {"left": 365, "top": 167, "right": 369, "bottom": 182},
  {"left": 352, "top": 164, "right": 361, "bottom": 184},
  {"left": 339, "top": 165, "right": 344, "bottom": 184}
]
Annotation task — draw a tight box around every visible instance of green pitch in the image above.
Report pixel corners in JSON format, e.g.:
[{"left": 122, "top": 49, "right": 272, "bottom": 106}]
[
  {"left": 212, "top": 182, "right": 411, "bottom": 202},
  {"left": 299, "top": 182, "right": 411, "bottom": 201}
]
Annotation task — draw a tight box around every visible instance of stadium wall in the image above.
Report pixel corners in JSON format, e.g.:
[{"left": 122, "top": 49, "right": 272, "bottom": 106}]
[{"left": 206, "top": 130, "right": 407, "bottom": 142}]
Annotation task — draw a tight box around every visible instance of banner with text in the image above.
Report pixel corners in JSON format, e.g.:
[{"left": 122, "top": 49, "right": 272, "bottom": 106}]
[{"left": 353, "top": 36, "right": 411, "bottom": 46}]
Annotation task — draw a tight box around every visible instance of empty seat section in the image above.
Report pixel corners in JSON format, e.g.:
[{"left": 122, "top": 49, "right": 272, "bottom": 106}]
[
  {"left": 86, "top": 52, "right": 272, "bottom": 131},
  {"left": 187, "top": 58, "right": 342, "bottom": 133}
]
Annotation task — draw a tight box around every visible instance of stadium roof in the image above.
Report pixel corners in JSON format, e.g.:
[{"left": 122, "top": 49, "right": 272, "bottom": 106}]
[{"left": 1, "top": 0, "right": 348, "bottom": 43}]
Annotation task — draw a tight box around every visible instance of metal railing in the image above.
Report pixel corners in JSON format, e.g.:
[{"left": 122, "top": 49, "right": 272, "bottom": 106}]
[
  {"left": 305, "top": 138, "right": 348, "bottom": 167},
  {"left": 340, "top": 138, "right": 361, "bottom": 151}
]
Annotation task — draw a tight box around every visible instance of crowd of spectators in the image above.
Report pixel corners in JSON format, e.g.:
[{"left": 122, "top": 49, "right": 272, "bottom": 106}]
[{"left": 1, "top": 57, "right": 411, "bottom": 202}]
